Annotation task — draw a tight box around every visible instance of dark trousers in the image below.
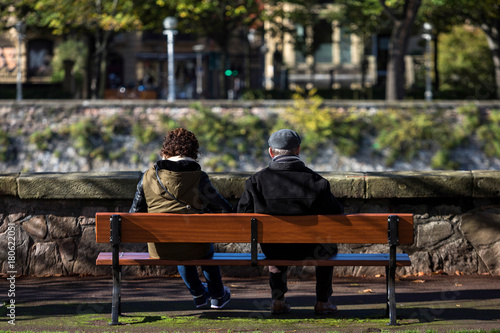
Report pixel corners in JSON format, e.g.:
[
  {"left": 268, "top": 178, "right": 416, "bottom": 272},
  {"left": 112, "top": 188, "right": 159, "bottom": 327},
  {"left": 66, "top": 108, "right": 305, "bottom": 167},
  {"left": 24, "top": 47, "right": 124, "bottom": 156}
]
[
  {"left": 261, "top": 243, "right": 337, "bottom": 302},
  {"left": 269, "top": 265, "right": 333, "bottom": 302}
]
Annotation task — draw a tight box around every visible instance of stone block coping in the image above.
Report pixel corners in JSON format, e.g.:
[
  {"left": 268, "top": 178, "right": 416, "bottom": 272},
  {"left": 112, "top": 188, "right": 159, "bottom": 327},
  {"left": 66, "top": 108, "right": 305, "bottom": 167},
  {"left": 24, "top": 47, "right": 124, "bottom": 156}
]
[{"left": 1, "top": 170, "right": 500, "bottom": 200}]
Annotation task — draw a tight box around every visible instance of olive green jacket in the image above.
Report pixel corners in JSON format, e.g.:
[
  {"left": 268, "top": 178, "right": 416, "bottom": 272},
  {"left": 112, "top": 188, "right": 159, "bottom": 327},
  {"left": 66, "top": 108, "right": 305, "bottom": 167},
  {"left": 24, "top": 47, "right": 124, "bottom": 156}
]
[{"left": 130, "top": 158, "right": 232, "bottom": 260}]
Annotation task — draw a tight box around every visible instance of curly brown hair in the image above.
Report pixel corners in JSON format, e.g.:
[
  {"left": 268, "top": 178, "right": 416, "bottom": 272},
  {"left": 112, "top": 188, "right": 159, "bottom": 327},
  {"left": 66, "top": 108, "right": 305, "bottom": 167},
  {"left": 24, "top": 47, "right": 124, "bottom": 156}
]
[{"left": 160, "top": 128, "right": 199, "bottom": 159}]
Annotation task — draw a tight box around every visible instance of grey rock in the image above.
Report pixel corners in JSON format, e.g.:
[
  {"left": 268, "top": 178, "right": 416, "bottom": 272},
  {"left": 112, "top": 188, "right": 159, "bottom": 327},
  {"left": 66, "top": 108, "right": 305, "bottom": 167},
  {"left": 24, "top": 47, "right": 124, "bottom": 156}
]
[
  {"left": 29, "top": 242, "right": 64, "bottom": 276},
  {"left": 462, "top": 207, "right": 500, "bottom": 246},
  {"left": 416, "top": 221, "right": 453, "bottom": 248},
  {"left": 22, "top": 215, "right": 48, "bottom": 239},
  {"left": 477, "top": 242, "right": 500, "bottom": 275},
  {"left": 48, "top": 215, "right": 80, "bottom": 239}
]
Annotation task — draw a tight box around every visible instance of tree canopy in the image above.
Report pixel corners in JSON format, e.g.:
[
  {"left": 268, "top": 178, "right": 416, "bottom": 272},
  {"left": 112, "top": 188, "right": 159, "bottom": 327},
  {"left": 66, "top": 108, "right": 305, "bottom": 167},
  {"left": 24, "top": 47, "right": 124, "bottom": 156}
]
[{"left": 2, "top": 0, "right": 498, "bottom": 99}]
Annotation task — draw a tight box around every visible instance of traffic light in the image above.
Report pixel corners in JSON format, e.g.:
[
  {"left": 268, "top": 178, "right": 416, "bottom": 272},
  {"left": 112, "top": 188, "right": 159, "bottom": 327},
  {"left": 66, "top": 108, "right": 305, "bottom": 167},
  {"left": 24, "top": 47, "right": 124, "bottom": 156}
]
[{"left": 224, "top": 69, "right": 238, "bottom": 76}]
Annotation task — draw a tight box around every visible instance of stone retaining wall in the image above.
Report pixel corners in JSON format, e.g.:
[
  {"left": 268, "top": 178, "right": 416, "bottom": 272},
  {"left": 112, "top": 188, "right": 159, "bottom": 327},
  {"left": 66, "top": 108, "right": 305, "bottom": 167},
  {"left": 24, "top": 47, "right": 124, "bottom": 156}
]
[{"left": 1, "top": 171, "right": 500, "bottom": 277}]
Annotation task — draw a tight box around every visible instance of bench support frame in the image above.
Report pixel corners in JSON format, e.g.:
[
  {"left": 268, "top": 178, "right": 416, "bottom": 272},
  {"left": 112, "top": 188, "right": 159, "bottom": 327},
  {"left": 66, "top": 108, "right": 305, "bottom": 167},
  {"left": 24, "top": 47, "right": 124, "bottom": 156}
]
[
  {"left": 386, "top": 215, "right": 399, "bottom": 326},
  {"left": 110, "top": 215, "right": 122, "bottom": 326},
  {"left": 105, "top": 213, "right": 406, "bottom": 326},
  {"left": 251, "top": 218, "right": 258, "bottom": 267}
]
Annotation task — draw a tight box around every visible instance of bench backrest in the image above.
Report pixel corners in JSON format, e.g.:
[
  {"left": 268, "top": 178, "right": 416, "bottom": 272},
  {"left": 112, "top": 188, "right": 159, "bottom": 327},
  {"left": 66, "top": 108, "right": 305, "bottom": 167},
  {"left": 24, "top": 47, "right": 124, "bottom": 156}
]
[{"left": 95, "top": 213, "right": 413, "bottom": 245}]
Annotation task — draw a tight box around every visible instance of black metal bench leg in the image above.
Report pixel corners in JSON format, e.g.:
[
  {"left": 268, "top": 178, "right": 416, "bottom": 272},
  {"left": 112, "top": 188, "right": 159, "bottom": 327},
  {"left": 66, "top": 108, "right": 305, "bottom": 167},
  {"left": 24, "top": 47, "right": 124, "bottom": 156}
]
[
  {"left": 110, "top": 243, "right": 122, "bottom": 325},
  {"left": 385, "top": 266, "right": 389, "bottom": 318},
  {"left": 387, "top": 215, "right": 399, "bottom": 326},
  {"left": 109, "top": 214, "right": 122, "bottom": 325},
  {"left": 387, "top": 244, "right": 397, "bottom": 325}
]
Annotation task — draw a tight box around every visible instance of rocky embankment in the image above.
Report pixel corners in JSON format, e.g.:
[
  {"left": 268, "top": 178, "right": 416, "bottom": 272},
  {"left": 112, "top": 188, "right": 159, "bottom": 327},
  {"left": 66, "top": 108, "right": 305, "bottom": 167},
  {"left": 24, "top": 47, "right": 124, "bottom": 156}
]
[{"left": 2, "top": 101, "right": 500, "bottom": 173}]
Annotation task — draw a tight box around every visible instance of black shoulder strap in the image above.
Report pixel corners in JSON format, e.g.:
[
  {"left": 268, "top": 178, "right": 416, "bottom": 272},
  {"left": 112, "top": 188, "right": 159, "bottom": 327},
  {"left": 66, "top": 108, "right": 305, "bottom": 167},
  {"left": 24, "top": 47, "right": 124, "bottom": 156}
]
[{"left": 154, "top": 165, "right": 203, "bottom": 213}]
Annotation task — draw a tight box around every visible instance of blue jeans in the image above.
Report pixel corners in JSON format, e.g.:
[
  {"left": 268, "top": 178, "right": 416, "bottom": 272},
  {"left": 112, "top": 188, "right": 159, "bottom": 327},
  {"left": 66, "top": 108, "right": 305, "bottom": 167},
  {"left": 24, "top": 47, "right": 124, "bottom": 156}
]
[{"left": 177, "top": 245, "right": 224, "bottom": 298}]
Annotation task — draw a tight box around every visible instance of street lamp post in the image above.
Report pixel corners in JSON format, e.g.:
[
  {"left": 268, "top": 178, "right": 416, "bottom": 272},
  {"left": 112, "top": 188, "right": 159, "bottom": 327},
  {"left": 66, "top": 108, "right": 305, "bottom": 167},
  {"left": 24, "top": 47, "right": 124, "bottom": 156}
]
[
  {"left": 163, "top": 17, "right": 178, "bottom": 102},
  {"left": 422, "top": 22, "right": 433, "bottom": 101},
  {"left": 15, "top": 22, "right": 26, "bottom": 101},
  {"left": 193, "top": 44, "right": 205, "bottom": 98}
]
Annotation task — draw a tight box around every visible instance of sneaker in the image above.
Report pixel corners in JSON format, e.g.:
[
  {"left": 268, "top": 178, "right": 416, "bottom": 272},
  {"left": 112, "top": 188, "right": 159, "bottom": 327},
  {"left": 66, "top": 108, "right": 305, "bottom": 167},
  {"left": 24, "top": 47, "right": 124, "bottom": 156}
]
[
  {"left": 211, "top": 286, "right": 231, "bottom": 309},
  {"left": 193, "top": 283, "right": 211, "bottom": 308},
  {"left": 271, "top": 299, "right": 291, "bottom": 315},
  {"left": 314, "top": 300, "right": 338, "bottom": 315}
]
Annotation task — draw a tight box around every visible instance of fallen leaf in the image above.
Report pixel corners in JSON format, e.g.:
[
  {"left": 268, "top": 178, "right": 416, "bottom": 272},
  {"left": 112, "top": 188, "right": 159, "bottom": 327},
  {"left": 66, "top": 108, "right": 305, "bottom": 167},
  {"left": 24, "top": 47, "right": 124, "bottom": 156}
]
[
  {"left": 455, "top": 283, "right": 463, "bottom": 287},
  {"left": 362, "top": 289, "right": 373, "bottom": 293},
  {"left": 375, "top": 274, "right": 385, "bottom": 278},
  {"left": 411, "top": 279, "right": 426, "bottom": 283}
]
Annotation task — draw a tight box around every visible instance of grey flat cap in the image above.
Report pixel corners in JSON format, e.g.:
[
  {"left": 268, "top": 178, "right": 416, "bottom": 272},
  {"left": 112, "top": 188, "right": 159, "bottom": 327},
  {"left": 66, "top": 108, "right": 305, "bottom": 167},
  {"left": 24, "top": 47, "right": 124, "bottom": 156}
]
[{"left": 268, "top": 129, "right": 301, "bottom": 149}]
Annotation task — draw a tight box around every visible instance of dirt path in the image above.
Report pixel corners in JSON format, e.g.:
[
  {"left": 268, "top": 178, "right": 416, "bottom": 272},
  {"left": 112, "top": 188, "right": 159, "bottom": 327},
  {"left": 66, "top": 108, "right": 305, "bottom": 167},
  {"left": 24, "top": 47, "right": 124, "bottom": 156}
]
[{"left": 1, "top": 274, "right": 500, "bottom": 332}]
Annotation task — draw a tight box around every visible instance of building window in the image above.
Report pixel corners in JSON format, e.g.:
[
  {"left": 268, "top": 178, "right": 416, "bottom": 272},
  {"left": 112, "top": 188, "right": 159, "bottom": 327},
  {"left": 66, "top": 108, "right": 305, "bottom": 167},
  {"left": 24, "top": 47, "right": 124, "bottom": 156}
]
[
  {"left": 27, "top": 39, "right": 53, "bottom": 77},
  {"left": 340, "top": 28, "right": 351, "bottom": 64},
  {"left": 295, "top": 24, "right": 306, "bottom": 63},
  {"left": 376, "top": 35, "right": 390, "bottom": 74},
  {"left": 314, "top": 20, "right": 333, "bottom": 63}
]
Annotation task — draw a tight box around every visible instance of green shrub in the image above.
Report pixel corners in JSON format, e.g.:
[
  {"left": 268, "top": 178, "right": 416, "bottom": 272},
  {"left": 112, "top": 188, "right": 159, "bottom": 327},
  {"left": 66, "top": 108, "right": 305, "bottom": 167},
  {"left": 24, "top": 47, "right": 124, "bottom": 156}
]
[
  {"left": 431, "top": 149, "right": 459, "bottom": 170},
  {"left": 51, "top": 39, "right": 87, "bottom": 86},
  {"left": 29, "top": 127, "right": 56, "bottom": 150},
  {"left": 149, "top": 152, "right": 159, "bottom": 163},
  {"left": 276, "top": 88, "right": 334, "bottom": 151},
  {"left": 372, "top": 108, "right": 458, "bottom": 167},
  {"left": 203, "top": 154, "right": 238, "bottom": 172},
  {"left": 109, "top": 147, "right": 127, "bottom": 161},
  {"left": 233, "top": 112, "right": 269, "bottom": 158},
  {"left": 273, "top": 88, "right": 368, "bottom": 158},
  {"left": 102, "top": 115, "right": 130, "bottom": 136},
  {"left": 67, "top": 118, "right": 101, "bottom": 157},
  {"left": 0, "top": 129, "right": 9, "bottom": 162},
  {"left": 90, "top": 146, "right": 106, "bottom": 160},
  {"left": 131, "top": 153, "right": 140, "bottom": 164},
  {"left": 477, "top": 109, "right": 500, "bottom": 158},
  {"left": 132, "top": 123, "right": 159, "bottom": 145},
  {"left": 439, "top": 25, "right": 496, "bottom": 100},
  {"left": 179, "top": 103, "right": 271, "bottom": 170},
  {"left": 159, "top": 114, "right": 180, "bottom": 134},
  {"left": 183, "top": 104, "right": 238, "bottom": 153}
]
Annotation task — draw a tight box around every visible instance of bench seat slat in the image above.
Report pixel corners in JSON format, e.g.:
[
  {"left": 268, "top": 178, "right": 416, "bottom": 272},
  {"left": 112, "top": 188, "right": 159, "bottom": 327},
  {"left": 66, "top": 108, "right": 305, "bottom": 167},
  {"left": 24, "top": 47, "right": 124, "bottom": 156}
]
[{"left": 96, "top": 252, "right": 411, "bottom": 267}]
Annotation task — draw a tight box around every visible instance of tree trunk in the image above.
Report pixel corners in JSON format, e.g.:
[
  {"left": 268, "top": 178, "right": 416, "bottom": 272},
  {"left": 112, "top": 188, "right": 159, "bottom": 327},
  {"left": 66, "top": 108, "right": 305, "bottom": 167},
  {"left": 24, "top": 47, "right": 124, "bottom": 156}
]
[
  {"left": 90, "top": 30, "right": 102, "bottom": 100},
  {"left": 483, "top": 27, "right": 500, "bottom": 99},
  {"left": 383, "top": 0, "right": 422, "bottom": 101},
  {"left": 89, "top": 29, "right": 112, "bottom": 99},
  {"left": 492, "top": 49, "right": 500, "bottom": 99},
  {"left": 84, "top": 35, "right": 95, "bottom": 100},
  {"left": 243, "top": 28, "right": 251, "bottom": 90},
  {"left": 386, "top": 20, "right": 405, "bottom": 101},
  {"left": 98, "top": 31, "right": 112, "bottom": 99},
  {"left": 219, "top": 50, "right": 227, "bottom": 99},
  {"left": 98, "top": 46, "right": 108, "bottom": 99},
  {"left": 433, "top": 33, "right": 439, "bottom": 94}
]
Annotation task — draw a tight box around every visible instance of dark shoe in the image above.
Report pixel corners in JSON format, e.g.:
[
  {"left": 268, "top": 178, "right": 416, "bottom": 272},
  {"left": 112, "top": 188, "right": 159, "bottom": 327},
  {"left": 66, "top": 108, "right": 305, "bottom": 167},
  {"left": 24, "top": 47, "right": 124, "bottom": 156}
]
[
  {"left": 314, "top": 300, "right": 338, "bottom": 315},
  {"left": 193, "top": 282, "right": 211, "bottom": 308},
  {"left": 271, "top": 299, "right": 291, "bottom": 314},
  {"left": 211, "top": 286, "right": 231, "bottom": 309}
]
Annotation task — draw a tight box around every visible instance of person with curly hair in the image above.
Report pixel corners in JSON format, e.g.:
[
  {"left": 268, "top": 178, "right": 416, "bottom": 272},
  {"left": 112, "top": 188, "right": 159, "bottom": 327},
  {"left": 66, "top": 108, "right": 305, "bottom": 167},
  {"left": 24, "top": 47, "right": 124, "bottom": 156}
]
[{"left": 130, "top": 128, "right": 231, "bottom": 309}]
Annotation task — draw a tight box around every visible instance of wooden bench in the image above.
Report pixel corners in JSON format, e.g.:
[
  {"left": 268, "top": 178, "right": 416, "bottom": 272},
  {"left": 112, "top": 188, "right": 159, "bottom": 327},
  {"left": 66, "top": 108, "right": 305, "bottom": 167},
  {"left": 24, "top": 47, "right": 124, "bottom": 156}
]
[{"left": 95, "top": 212, "right": 413, "bottom": 325}]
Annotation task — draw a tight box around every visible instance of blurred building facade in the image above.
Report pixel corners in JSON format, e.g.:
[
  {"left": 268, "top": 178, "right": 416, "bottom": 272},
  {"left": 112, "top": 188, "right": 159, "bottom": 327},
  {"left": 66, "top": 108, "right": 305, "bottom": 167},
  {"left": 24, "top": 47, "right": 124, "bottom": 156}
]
[{"left": 0, "top": 3, "right": 423, "bottom": 99}]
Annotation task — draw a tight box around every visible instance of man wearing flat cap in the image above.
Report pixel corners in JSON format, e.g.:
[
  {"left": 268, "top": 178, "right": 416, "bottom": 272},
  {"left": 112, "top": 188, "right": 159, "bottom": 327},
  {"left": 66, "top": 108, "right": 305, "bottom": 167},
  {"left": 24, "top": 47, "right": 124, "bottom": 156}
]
[{"left": 237, "top": 129, "right": 344, "bottom": 315}]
